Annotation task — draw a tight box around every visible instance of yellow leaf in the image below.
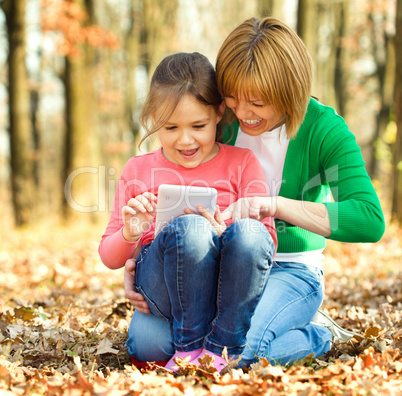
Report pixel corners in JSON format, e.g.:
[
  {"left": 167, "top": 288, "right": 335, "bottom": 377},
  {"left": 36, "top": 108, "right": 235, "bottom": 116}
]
[{"left": 364, "top": 327, "right": 380, "bottom": 339}]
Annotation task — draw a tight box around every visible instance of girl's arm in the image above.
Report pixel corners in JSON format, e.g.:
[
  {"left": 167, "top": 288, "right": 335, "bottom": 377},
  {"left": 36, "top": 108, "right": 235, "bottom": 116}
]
[
  {"left": 99, "top": 227, "right": 141, "bottom": 270},
  {"left": 99, "top": 192, "right": 156, "bottom": 269}
]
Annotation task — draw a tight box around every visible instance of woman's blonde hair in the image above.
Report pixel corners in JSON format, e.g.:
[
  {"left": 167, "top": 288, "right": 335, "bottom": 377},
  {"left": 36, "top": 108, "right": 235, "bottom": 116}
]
[
  {"left": 216, "top": 17, "right": 313, "bottom": 138},
  {"left": 139, "top": 52, "right": 224, "bottom": 146}
]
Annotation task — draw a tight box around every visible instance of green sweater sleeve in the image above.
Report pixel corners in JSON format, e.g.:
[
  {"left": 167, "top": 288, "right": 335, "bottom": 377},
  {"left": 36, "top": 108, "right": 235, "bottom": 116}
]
[{"left": 318, "top": 114, "right": 385, "bottom": 243}]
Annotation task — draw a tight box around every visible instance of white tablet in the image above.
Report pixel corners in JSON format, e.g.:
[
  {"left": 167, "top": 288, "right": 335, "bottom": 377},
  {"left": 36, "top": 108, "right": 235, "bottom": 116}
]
[{"left": 155, "top": 184, "right": 218, "bottom": 236}]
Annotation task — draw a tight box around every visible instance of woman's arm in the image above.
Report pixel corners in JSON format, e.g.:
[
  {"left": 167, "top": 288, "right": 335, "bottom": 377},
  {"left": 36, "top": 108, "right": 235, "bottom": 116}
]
[
  {"left": 275, "top": 197, "right": 331, "bottom": 237},
  {"left": 317, "top": 117, "right": 385, "bottom": 243},
  {"left": 221, "top": 195, "right": 331, "bottom": 237}
]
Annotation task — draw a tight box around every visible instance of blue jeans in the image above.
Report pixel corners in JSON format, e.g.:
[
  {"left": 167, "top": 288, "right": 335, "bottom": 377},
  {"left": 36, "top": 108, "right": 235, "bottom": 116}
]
[
  {"left": 239, "top": 262, "right": 332, "bottom": 366},
  {"left": 127, "top": 251, "right": 332, "bottom": 365},
  {"left": 133, "top": 215, "right": 275, "bottom": 355}
]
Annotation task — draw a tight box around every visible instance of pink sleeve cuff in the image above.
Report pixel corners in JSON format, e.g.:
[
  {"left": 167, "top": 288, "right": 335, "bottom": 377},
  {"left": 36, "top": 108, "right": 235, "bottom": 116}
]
[{"left": 99, "top": 227, "right": 141, "bottom": 269}]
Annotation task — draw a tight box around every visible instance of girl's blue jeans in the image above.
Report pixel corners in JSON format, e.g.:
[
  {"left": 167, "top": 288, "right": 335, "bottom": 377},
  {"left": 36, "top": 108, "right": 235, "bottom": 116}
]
[
  {"left": 127, "top": 215, "right": 332, "bottom": 366},
  {"left": 133, "top": 215, "right": 275, "bottom": 355}
]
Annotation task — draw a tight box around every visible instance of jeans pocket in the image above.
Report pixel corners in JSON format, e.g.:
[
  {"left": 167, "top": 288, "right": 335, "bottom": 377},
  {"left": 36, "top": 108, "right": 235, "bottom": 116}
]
[
  {"left": 309, "top": 268, "right": 324, "bottom": 287},
  {"left": 135, "top": 285, "right": 171, "bottom": 323},
  {"left": 134, "top": 244, "right": 151, "bottom": 285},
  {"left": 135, "top": 244, "right": 151, "bottom": 266},
  {"left": 301, "top": 268, "right": 322, "bottom": 291}
]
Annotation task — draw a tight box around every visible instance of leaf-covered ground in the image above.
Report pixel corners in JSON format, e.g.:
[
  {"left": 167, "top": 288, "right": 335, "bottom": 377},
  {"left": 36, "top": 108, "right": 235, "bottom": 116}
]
[{"left": 0, "top": 221, "right": 401, "bottom": 395}]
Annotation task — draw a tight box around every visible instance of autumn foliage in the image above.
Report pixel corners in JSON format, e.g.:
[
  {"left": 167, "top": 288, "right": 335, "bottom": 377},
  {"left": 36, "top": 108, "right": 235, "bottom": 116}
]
[
  {"left": 41, "top": 0, "right": 119, "bottom": 57},
  {"left": 0, "top": 221, "right": 401, "bottom": 394}
]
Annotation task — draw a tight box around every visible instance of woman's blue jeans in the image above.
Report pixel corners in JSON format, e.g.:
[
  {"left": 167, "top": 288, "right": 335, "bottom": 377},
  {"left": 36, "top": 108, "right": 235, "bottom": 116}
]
[{"left": 133, "top": 215, "right": 275, "bottom": 356}]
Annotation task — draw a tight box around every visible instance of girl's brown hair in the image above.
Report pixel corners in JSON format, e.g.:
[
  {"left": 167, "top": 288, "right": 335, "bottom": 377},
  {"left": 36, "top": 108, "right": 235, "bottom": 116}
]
[
  {"left": 216, "top": 17, "right": 313, "bottom": 138},
  {"left": 140, "top": 52, "right": 224, "bottom": 146}
]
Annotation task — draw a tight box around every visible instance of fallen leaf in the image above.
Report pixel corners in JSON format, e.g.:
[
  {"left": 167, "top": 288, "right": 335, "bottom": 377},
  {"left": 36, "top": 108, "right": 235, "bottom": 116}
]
[{"left": 95, "top": 338, "right": 119, "bottom": 355}]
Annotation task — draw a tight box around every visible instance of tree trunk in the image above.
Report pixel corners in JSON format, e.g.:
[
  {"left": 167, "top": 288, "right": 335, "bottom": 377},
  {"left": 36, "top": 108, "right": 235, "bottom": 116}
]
[
  {"left": 141, "top": 0, "right": 179, "bottom": 75},
  {"left": 336, "top": 1, "right": 393, "bottom": 176},
  {"left": 334, "top": 0, "right": 348, "bottom": 116},
  {"left": 125, "top": 0, "right": 142, "bottom": 155},
  {"left": 1, "top": 0, "right": 36, "bottom": 226},
  {"left": 140, "top": 0, "right": 178, "bottom": 152},
  {"left": 392, "top": 0, "right": 402, "bottom": 222},
  {"left": 257, "top": 0, "right": 284, "bottom": 20},
  {"left": 63, "top": 0, "right": 99, "bottom": 220},
  {"left": 297, "top": 0, "right": 317, "bottom": 53},
  {"left": 297, "top": 0, "right": 321, "bottom": 100},
  {"left": 368, "top": 8, "right": 395, "bottom": 178}
]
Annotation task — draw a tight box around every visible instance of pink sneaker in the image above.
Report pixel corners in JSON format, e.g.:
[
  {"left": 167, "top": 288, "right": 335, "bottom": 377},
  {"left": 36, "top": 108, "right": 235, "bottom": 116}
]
[
  {"left": 190, "top": 349, "right": 228, "bottom": 373},
  {"left": 165, "top": 348, "right": 203, "bottom": 371}
]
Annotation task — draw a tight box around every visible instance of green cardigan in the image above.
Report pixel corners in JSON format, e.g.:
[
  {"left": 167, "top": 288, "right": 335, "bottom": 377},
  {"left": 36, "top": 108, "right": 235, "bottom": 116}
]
[{"left": 223, "top": 98, "right": 385, "bottom": 253}]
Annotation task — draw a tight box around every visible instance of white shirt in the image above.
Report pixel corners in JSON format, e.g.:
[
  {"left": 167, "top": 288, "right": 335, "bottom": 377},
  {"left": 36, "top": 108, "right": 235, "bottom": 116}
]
[
  {"left": 235, "top": 125, "right": 324, "bottom": 268},
  {"left": 235, "top": 125, "right": 289, "bottom": 197}
]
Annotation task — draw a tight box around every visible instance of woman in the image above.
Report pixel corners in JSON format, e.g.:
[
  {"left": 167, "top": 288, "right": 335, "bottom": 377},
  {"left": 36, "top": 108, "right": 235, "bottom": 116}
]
[{"left": 124, "top": 17, "right": 385, "bottom": 368}]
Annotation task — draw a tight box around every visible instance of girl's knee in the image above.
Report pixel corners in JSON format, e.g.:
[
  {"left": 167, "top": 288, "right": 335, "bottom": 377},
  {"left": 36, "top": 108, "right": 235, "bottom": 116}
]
[
  {"left": 126, "top": 312, "right": 174, "bottom": 361},
  {"left": 165, "top": 215, "right": 216, "bottom": 245},
  {"left": 225, "top": 219, "right": 273, "bottom": 252}
]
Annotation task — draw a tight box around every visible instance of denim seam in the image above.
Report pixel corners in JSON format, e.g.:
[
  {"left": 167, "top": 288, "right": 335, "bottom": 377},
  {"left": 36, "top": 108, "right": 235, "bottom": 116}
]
[
  {"left": 174, "top": 335, "right": 205, "bottom": 351},
  {"left": 175, "top": 225, "right": 185, "bottom": 325},
  {"left": 173, "top": 216, "right": 216, "bottom": 349},
  {"left": 136, "top": 252, "right": 145, "bottom": 266},
  {"left": 204, "top": 218, "right": 231, "bottom": 344},
  {"left": 204, "top": 338, "right": 245, "bottom": 350},
  {"left": 205, "top": 220, "right": 273, "bottom": 351},
  {"left": 135, "top": 285, "right": 170, "bottom": 323},
  {"left": 204, "top": 237, "right": 224, "bottom": 344}
]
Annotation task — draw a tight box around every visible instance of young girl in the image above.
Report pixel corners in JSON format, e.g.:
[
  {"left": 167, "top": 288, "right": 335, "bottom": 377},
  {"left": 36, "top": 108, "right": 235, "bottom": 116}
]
[{"left": 99, "top": 52, "right": 277, "bottom": 372}]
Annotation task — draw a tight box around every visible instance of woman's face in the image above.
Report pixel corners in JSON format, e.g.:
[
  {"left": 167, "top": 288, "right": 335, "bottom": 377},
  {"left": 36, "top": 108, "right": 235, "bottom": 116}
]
[
  {"left": 224, "top": 93, "right": 283, "bottom": 136},
  {"left": 157, "top": 94, "right": 223, "bottom": 168}
]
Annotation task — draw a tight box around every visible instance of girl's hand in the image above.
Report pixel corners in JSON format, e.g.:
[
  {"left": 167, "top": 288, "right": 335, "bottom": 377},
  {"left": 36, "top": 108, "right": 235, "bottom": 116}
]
[
  {"left": 221, "top": 197, "right": 277, "bottom": 222},
  {"left": 184, "top": 205, "right": 227, "bottom": 236},
  {"left": 124, "top": 258, "right": 150, "bottom": 313},
  {"left": 122, "top": 192, "right": 157, "bottom": 242}
]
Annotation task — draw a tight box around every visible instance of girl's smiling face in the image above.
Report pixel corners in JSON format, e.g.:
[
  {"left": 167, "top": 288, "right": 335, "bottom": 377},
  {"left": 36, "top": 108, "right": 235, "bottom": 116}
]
[
  {"left": 224, "top": 93, "right": 284, "bottom": 136},
  {"left": 157, "top": 94, "right": 223, "bottom": 168}
]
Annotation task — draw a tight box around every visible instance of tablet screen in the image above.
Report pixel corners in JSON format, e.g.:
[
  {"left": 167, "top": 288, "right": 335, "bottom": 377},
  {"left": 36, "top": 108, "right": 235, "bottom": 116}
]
[{"left": 154, "top": 184, "right": 218, "bottom": 235}]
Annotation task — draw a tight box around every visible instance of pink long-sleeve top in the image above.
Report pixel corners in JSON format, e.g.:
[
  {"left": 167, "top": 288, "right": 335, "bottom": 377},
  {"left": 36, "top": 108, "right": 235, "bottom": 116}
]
[{"left": 99, "top": 143, "right": 277, "bottom": 269}]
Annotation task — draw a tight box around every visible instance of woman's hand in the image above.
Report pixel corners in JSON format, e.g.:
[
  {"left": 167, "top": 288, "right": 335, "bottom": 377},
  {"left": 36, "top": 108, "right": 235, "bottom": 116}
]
[
  {"left": 184, "top": 205, "right": 227, "bottom": 236},
  {"left": 221, "top": 197, "right": 277, "bottom": 222},
  {"left": 122, "top": 192, "right": 157, "bottom": 242},
  {"left": 124, "top": 258, "right": 150, "bottom": 314}
]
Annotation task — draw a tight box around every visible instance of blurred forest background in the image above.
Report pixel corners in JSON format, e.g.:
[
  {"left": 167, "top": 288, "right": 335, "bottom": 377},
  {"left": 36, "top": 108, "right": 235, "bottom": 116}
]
[{"left": 0, "top": 0, "right": 401, "bottom": 231}]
